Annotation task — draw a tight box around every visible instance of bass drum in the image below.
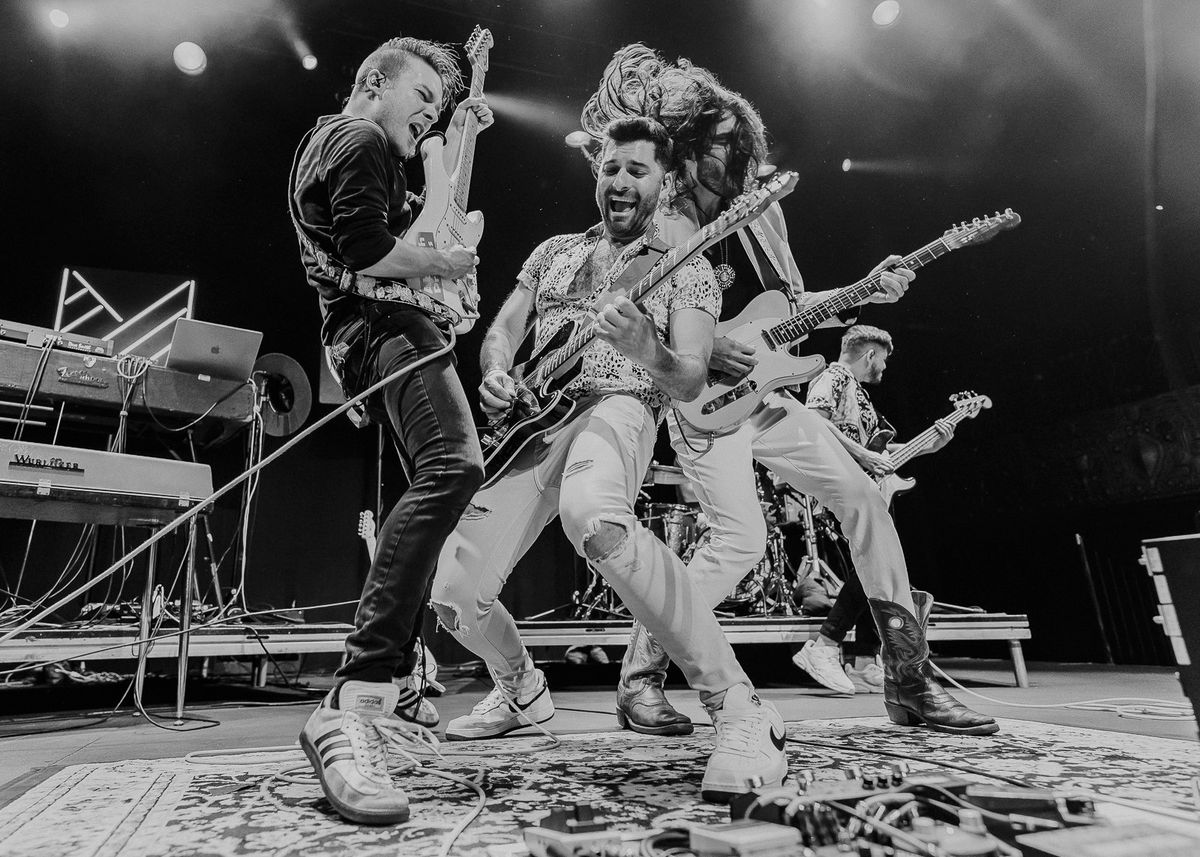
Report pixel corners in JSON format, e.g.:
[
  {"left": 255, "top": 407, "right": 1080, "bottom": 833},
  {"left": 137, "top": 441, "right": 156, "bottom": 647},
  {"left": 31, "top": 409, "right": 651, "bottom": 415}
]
[{"left": 684, "top": 527, "right": 768, "bottom": 615}]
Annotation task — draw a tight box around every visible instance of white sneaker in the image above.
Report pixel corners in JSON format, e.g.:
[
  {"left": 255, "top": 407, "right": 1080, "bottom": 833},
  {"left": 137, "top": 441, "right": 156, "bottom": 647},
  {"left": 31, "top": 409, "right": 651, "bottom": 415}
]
[
  {"left": 392, "top": 674, "right": 439, "bottom": 727},
  {"left": 844, "top": 660, "right": 885, "bottom": 694},
  {"left": 792, "top": 640, "right": 856, "bottom": 695},
  {"left": 702, "top": 684, "right": 788, "bottom": 803},
  {"left": 298, "top": 680, "right": 409, "bottom": 824},
  {"left": 444, "top": 668, "right": 555, "bottom": 741}
]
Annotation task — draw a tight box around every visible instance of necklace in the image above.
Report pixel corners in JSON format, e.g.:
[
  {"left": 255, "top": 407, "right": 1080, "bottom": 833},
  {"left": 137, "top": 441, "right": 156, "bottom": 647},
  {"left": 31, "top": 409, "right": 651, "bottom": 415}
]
[{"left": 712, "top": 238, "right": 736, "bottom": 291}]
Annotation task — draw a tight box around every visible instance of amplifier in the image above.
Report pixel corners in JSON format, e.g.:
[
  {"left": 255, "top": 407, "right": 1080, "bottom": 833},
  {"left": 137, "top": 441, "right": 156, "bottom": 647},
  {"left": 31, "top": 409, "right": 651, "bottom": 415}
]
[{"left": 1141, "top": 533, "right": 1200, "bottom": 732}]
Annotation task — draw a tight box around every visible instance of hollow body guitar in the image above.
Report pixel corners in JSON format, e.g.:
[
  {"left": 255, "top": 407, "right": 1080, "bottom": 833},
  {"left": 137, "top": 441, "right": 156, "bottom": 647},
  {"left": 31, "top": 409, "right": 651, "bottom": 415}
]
[
  {"left": 673, "top": 209, "right": 1021, "bottom": 433},
  {"left": 479, "top": 171, "right": 800, "bottom": 490},
  {"left": 868, "top": 391, "right": 992, "bottom": 508},
  {"left": 401, "top": 26, "right": 493, "bottom": 334}
]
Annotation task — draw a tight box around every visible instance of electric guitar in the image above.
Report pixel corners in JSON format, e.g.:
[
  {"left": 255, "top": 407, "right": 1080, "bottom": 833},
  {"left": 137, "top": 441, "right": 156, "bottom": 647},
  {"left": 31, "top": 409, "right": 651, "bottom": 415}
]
[
  {"left": 871, "top": 391, "right": 991, "bottom": 507},
  {"left": 402, "top": 26, "right": 493, "bottom": 333},
  {"left": 479, "top": 171, "right": 801, "bottom": 489},
  {"left": 673, "top": 209, "right": 1021, "bottom": 432}
]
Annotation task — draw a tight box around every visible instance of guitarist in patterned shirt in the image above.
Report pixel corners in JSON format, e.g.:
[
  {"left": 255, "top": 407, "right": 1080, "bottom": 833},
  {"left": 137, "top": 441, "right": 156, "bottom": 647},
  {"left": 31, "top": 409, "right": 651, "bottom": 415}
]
[
  {"left": 431, "top": 117, "right": 789, "bottom": 803},
  {"left": 796, "top": 325, "right": 953, "bottom": 696},
  {"left": 580, "top": 45, "right": 997, "bottom": 737}
]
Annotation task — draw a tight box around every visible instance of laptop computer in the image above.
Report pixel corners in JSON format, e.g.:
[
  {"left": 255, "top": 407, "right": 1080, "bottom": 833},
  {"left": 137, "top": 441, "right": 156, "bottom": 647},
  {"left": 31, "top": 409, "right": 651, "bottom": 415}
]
[{"left": 164, "top": 319, "right": 263, "bottom": 380}]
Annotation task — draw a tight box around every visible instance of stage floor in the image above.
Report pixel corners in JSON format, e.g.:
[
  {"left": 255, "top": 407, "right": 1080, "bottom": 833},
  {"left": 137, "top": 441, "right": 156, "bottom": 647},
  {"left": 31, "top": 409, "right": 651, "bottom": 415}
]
[{"left": 1, "top": 660, "right": 1195, "bottom": 856}]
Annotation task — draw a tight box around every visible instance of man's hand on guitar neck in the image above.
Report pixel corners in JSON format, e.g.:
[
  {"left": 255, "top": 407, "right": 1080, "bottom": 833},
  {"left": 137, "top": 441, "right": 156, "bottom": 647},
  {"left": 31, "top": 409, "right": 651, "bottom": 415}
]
[
  {"left": 863, "top": 254, "right": 915, "bottom": 305},
  {"left": 443, "top": 96, "right": 494, "bottom": 174}
]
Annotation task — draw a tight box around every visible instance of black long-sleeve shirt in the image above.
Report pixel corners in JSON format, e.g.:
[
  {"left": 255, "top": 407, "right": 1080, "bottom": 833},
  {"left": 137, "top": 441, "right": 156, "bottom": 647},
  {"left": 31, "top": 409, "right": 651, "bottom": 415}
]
[{"left": 291, "top": 114, "right": 420, "bottom": 341}]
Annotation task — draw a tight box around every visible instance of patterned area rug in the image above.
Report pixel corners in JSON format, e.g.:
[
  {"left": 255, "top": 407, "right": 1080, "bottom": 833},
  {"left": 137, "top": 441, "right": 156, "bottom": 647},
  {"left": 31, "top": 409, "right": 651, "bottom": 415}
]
[{"left": 1, "top": 717, "right": 1195, "bottom": 857}]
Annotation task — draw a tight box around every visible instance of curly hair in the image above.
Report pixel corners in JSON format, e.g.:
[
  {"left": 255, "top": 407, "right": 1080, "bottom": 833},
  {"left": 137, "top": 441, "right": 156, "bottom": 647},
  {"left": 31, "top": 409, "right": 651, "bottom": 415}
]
[
  {"left": 577, "top": 43, "right": 768, "bottom": 195},
  {"left": 352, "top": 36, "right": 464, "bottom": 111}
]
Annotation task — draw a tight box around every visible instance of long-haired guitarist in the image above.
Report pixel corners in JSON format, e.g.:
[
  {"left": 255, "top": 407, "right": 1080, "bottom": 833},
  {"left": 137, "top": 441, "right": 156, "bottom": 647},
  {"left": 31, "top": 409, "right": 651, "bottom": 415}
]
[
  {"left": 795, "top": 325, "right": 952, "bottom": 696},
  {"left": 580, "top": 46, "right": 997, "bottom": 737},
  {"left": 289, "top": 35, "right": 492, "bottom": 826},
  {"left": 431, "top": 117, "right": 788, "bottom": 803}
]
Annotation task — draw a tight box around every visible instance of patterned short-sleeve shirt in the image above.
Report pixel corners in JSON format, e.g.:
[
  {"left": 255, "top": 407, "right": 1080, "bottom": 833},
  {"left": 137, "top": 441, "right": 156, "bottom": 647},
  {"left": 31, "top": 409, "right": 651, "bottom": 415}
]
[
  {"left": 805, "top": 361, "right": 879, "bottom": 446},
  {"left": 518, "top": 224, "right": 721, "bottom": 414}
]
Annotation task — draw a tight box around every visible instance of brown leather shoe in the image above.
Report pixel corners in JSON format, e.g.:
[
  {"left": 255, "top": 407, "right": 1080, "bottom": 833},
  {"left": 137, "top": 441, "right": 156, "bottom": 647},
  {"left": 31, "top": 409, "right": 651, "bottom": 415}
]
[
  {"left": 869, "top": 596, "right": 999, "bottom": 736},
  {"left": 615, "top": 622, "right": 693, "bottom": 736}
]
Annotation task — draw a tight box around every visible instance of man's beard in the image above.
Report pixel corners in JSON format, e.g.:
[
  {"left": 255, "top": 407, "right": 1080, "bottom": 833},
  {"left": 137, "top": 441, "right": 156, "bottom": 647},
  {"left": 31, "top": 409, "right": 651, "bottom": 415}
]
[{"left": 602, "top": 195, "right": 657, "bottom": 241}]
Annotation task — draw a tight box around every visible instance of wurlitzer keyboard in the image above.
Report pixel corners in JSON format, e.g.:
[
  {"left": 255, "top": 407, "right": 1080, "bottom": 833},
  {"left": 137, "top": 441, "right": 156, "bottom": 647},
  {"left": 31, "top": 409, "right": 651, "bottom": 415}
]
[{"left": 0, "top": 438, "right": 213, "bottom": 526}]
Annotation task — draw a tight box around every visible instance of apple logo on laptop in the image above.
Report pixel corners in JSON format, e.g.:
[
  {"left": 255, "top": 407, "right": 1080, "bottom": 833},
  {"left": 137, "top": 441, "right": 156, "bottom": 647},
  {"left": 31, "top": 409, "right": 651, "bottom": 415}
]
[{"left": 211, "top": 346, "right": 220, "bottom": 354}]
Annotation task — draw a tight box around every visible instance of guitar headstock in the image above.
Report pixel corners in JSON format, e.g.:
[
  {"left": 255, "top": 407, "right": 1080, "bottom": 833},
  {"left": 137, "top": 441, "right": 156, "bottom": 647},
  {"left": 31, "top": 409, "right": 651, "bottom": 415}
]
[
  {"left": 465, "top": 26, "right": 493, "bottom": 73},
  {"left": 704, "top": 170, "right": 799, "bottom": 244},
  {"left": 949, "top": 390, "right": 992, "bottom": 417},
  {"left": 942, "top": 209, "right": 1021, "bottom": 250},
  {"left": 357, "top": 510, "right": 376, "bottom": 541}
]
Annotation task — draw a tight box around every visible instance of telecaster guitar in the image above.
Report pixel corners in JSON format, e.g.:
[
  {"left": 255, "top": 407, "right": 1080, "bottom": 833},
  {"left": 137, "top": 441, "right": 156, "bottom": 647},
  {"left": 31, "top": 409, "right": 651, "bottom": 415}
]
[
  {"left": 358, "top": 509, "right": 377, "bottom": 559},
  {"left": 674, "top": 209, "right": 1020, "bottom": 432},
  {"left": 872, "top": 391, "right": 991, "bottom": 508},
  {"left": 479, "top": 171, "right": 801, "bottom": 489},
  {"left": 402, "top": 26, "right": 493, "bottom": 334}
]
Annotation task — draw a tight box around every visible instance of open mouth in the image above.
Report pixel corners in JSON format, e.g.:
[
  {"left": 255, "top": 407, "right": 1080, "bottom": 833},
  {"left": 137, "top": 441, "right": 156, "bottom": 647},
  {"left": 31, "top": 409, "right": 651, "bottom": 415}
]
[
  {"left": 408, "top": 122, "right": 425, "bottom": 141},
  {"left": 608, "top": 198, "right": 636, "bottom": 214}
]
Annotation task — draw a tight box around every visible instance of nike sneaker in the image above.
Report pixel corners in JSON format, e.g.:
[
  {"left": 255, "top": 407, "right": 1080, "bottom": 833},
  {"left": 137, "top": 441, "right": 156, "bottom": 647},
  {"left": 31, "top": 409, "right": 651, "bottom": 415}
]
[
  {"left": 701, "top": 684, "right": 788, "bottom": 803},
  {"left": 444, "top": 668, "right": 555, "bottom": 741}
]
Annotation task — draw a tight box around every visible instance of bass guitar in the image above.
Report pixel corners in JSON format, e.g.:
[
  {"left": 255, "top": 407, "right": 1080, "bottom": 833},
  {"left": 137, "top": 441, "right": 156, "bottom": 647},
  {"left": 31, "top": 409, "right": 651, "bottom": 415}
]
[
  {"left": 871, "top": 391, "right": 991, "bottom": 508},
  {"left": 673, "top": 209, "right": 1020, "bottom": 432},
  {"left": 479, "top": 171, "right": 800, "bottom": 489},
  {"left": 402, "top": 26, "right": 493, "bottom": 333}
]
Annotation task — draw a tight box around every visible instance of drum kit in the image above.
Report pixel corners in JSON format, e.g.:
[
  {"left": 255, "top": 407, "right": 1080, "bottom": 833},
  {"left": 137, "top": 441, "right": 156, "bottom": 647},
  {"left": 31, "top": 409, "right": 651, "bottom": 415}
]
[{"left": 553, "top": 461, "right": 850, "bottom": 620}]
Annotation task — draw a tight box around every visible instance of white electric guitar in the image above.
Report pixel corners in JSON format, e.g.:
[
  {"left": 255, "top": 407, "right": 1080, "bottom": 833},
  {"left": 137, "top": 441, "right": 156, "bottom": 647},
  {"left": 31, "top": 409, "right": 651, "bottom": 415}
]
[
  {"left": 357, "top": 509, "right": 377, "bottom": 559},
  {"left": 873, "top": 391, "right": 992, "bottom": 507},
  {"left": 674, "top": 210, "right": 1020, "bottom": 432},
  {"left": 402, "top": 26, "right": 493, "bottom": 333}
]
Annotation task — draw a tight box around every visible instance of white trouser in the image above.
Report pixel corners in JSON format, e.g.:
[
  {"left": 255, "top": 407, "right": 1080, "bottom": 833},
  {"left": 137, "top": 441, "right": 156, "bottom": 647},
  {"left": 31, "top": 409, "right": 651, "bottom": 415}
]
[
  {"left": 669, "top": 392, "right": 914, "bottom": 614},
  {"left": 433, "top": 394, "right": 752, "bottom": 703}
]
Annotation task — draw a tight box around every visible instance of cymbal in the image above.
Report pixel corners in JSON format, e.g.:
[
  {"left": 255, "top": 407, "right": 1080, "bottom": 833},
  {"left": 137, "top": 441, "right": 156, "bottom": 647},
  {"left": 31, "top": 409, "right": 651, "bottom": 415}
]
[{"left": 642, "top": 463, "right": 689, "bottom": 486}]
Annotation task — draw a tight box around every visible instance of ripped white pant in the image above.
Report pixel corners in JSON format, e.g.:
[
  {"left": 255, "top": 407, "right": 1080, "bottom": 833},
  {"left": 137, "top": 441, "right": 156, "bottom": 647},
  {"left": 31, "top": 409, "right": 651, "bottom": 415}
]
[{"left": 432, "top": 394, "right": 751, "bottom": 703}]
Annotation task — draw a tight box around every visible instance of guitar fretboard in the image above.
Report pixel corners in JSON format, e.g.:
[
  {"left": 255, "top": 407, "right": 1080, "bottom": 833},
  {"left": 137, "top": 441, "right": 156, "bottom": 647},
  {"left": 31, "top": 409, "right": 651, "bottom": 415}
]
[
  {"left": 452, "top": 62, "right": 487, "bottom": 213},
  {"left": 889, "top": 405, "right": 978, "bottom": 469},
  {"left": 766, "top": 238, "right": 952, "bottom": 348}
]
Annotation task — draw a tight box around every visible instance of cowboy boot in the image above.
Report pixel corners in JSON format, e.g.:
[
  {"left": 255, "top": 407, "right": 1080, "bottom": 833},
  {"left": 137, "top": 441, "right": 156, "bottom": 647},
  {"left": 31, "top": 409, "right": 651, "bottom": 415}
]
[
  {"left": 869, "top": 596, "right": 999, "bottom": 736},
  {"left": 615, "top": 622, "right": 694, "bottom": 735}
]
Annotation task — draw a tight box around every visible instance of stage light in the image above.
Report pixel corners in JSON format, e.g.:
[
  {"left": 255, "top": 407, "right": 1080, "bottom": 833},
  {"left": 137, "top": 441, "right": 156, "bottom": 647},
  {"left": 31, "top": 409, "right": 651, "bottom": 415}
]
[
  {"left": 48, "top": 8, "right": 69, "bottom": 28},
  {"left": 173, "top": 41, "right": 207, "bottom": 76},
  {"left": 872, "top": 1, "right": 901, "bottom": 28},
  {"left": 842, "top": 159, "right": 853, "bottom": 172},
  {"left": 301, "top": 54, "right": 318, "bottom": 71},
  {"left": 1156, "top": 204, "right": 1164, "bottom": 211}
]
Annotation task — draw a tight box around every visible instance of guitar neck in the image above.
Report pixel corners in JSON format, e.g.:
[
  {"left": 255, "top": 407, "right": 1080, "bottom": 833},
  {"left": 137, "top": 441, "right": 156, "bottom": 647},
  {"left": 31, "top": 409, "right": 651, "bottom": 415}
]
[
  {"left": 451, "top": 68, "right": 486, "bottom": 212},
  {"left": 769, "top": 237, "right": 953, "bottom": 348},
  {"left": 889, "top": 406, "right": 973, "bottom": 469}
]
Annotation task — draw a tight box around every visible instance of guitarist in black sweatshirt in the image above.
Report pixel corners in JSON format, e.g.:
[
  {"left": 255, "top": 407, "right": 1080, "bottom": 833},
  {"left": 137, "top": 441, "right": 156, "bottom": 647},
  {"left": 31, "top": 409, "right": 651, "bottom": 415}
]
[{"left": 580, "top": 45, "right": 996, "bottom": 737}]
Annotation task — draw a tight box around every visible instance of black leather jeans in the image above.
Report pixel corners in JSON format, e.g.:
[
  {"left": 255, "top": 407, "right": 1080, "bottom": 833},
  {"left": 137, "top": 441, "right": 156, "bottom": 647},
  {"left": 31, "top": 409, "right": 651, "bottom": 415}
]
[
  {"left": 819, "top": 569, "right": 880, "bottom": 657},
  {"left": 335, "top": 306, "right": 484, "bottom": 683}
]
